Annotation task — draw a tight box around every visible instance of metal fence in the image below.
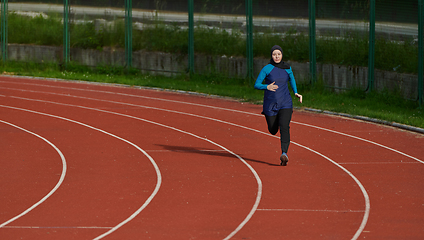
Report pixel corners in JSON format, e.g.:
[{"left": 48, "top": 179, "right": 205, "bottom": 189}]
[{"left": 0, "top": 0, "right": 423, "bottom": 106}]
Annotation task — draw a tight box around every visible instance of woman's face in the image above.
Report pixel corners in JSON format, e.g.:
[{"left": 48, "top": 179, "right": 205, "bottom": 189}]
[{"left": 272, "top": 50, "right": 282, "bottom": 63}]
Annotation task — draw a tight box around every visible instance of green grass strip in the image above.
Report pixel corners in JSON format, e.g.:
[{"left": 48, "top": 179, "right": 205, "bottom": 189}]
[{"left": 1, "top": 60, "right": 422, "bottom": 130}]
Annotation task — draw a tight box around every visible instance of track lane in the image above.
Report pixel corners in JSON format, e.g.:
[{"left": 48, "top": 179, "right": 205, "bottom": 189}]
[
  {"left": 1, "top": 76, "right": 423, "bottom": 239},
  {"left": 0, "top": 95, "right": 262, "bottom": 239},
  {"left": 0, "top": 104, "right": 161, "bottom": 240},
  {"left": 0, "top": 120, "right": 66, "bottom": 228},
  {"left": 1, "top": 84, "right": 370, "bottom": 238},
  {"left": 2, "top": 78, "right": 421, "bottom": 160}
]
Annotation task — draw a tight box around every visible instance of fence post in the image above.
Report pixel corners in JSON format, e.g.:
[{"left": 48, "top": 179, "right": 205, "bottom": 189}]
[
  {"left": 308, "top": 0, "right": 316, "bottom": 84},
  {"left": 419, "top": 0, "right": 423, "bottom": 107},
  {"left": 125, "top": 0, "right": 132, "bottom": 68},
  {"left": 188, "top": 0, "right": 194, "bottom": 75},
  {"left": 63, "top": 0, "right": 70, "bottom": 67},
  {"left": 1, "top": 0, "right": 8, "bottom": 61},
  {"left": 367, "top": 0, "right": 376, "bottom": 92},
  {"left": 245, "top": 0, "right": 254, "bottom": 80}
]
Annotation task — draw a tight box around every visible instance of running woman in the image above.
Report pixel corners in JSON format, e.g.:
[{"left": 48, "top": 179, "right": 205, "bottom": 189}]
[{"left": 254, "top": 45, "right": 302, "bottom": 166}]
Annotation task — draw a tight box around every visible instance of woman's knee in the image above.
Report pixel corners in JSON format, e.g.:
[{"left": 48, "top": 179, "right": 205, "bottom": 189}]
[{"left": 268, "top": 127, "right": 279, "bottom": 135}]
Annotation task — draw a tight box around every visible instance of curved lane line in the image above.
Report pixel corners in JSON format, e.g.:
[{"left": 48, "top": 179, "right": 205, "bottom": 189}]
[
  {"left": 0, "top": 84, "right": 421, "bottom": 164},
  {"left": 0, "top": 101, "right": 262, "bottom": 240},
  {"left": 0, "top": 78, "right": 421, "bottom": 239},
  {"left": 0, "top": 120, "right": 67, "bottom": 228},
  {"left": 4, "top": 95, "right": 368, "bottom": 240},
  {"left": 0, "top": 105, "right": 162, "bottom": 240},
  {"left": 294, "top": 122, "right": 424, "bottom": 164},
  {"left": 291, "top": 141, "right": 370, "bottom": 240}
]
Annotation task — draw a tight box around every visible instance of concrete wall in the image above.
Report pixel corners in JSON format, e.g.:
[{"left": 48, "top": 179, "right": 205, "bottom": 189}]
[
  {"left": 8, "top": 44, "right": 62, "bottom": 63},
  {"left": 6, "top": 43, "right": 419, "bottom": 99}
]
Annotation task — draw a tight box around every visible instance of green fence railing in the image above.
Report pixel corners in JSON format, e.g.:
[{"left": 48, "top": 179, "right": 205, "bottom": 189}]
[
  {"left": 308, "top": 0, "right": 316, "bottom": 85},
  {"left": 1, "top": 0, "right": 8, "bottom": 61},
  {"left": 0, "top": 0, "right": 423, "bottom": 106},
  {"left": 188, "top": 0, "right": 194, "bottom": 74},
  {"left": 419, "top": 0, "right": 424, "bottom": 107},
  {"left": 63, "top": 0, "right": 70, "bottom": 67},
  {"left": 245, "top": 0, "right": 254, "bottom": 80},
  {"left": 125, "top": 0, "right": 132, "bottom": 68},
  {"left": 368, "top": 0, "right": 376, "bottom": 92}
]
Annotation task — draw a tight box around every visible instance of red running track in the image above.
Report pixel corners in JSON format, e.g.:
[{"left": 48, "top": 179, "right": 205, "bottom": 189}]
[{"left": 0, "top": 76, "right": 423, "bottom": 240}]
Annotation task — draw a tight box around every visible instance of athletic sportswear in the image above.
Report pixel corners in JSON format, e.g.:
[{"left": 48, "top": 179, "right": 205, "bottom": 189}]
[{"left": 254, "top": 63, "right": 298, "bottom": 116}]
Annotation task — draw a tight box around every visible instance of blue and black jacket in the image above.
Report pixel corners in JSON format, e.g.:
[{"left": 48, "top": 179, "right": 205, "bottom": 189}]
[{"left": 254, "top": 63, "right": 298, "bottom": 116}]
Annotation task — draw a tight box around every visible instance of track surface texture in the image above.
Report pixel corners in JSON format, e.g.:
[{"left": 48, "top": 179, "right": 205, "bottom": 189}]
[{"left": 0, "top": 76, "right": 423, "bottom": 240}]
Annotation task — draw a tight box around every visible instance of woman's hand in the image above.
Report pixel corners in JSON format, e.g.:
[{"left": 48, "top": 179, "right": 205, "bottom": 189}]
[
  {"left": 295, "top": 93, "right": 303, "bottom": 103},
  {"left": 267, "top": 82, "right": 278, "bottom": 91}
]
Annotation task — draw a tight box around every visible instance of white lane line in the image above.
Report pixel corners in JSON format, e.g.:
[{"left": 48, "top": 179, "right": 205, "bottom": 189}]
[
  {"left": 0, "top": 99, "right": 262, "bottom": 240},
  {"left": 4, "top": 95, "right": 368, "bottom": 240},
  {"left": 291, "top": 142, "right": 370, "bottom": 240},
  {"left": 2, "top": 226, "right": 113, "bottom": 229},
  {"left": 0, "top": 105, "right": 162, "bottom": 240},
  {"left": 0, "top": 120, "right": 67, "bottom": 228},
  {"left": 1, "top": 77, "right": 422, "bottom": 239},
  {"left": 294, "top": 122, "right": 424, "bottom": 165},
  {"left": 340, "top": 162, "right": 419, "bottom": 165},
  {"left": 257, "top": 209, "right": 365, "bottom": 213},
  {"left": 0, "top": 80, "right": 259, "bottom": 115},
  {"left": 0, "top": 84, "right": 422, "bottom": 165}
]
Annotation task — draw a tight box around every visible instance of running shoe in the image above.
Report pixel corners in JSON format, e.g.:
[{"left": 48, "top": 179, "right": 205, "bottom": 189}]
[{"left": 280, "top": 153, "right": 289, "bottom": 166}]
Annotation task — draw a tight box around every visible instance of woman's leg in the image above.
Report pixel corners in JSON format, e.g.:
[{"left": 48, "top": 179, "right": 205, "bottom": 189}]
[
  {"left": 264, "top": 114, "right": 279, "bottom": 135},
  {"left": 278, "top": 108, "right": 293, "bottom": 154}
]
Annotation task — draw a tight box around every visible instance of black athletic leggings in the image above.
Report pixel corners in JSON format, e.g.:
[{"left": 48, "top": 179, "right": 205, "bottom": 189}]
[{"left": 264, "top": 108, "right": 293, "bottom": 154}]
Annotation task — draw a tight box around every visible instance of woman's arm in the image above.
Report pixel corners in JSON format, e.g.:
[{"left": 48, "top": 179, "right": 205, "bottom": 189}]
[
  {"left": 286, "top": 67, "right": 302, "bottom": 103},
  {"left": 286, "top": 67, "right": 298, "bottom": 94},
  {"left": 254, "top": 70, "right": 268, "bottom": 90},
  {"left": 254, "top": 65, "right": 274, "bottom": 90}
]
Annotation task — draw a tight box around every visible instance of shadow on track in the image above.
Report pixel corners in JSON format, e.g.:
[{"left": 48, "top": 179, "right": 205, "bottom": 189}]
[{"left": 155, "top": 144, "right": 280, "bottom": 167}]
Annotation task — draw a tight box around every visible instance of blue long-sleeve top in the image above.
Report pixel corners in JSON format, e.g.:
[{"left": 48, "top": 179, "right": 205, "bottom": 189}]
[{"left": 254, "top": 64, "right": 298, "bottom": 116}]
